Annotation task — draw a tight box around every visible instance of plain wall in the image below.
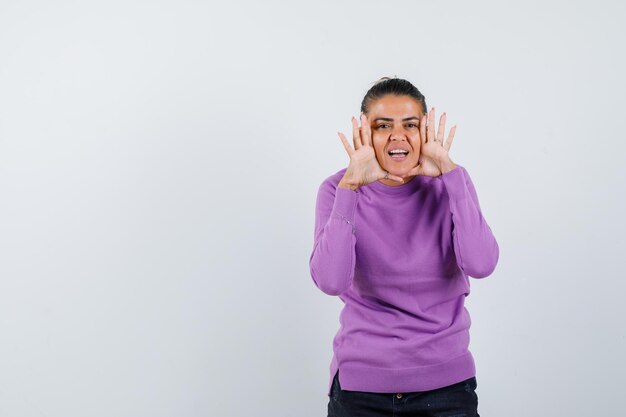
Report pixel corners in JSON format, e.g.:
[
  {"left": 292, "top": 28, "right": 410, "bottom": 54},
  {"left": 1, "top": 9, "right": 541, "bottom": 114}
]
[{"left": 1, "top": 0, "right": 624, "bottom": 415}]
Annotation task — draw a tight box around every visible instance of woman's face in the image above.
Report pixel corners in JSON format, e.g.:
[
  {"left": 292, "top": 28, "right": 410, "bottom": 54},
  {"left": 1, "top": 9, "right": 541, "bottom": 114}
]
[{"left": 366, "top": 94, "right": 425, "bottom": 181}]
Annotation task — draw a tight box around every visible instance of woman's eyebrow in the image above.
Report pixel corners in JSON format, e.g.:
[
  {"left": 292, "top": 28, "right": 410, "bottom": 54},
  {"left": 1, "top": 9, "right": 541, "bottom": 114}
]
[{"left": 373, "top": 117, "right": 421, "bottom": 122}]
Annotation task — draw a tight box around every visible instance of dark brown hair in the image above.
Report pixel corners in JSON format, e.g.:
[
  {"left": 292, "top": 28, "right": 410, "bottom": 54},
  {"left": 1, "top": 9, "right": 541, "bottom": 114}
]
[{"left": 360, "top": 76, "right": 427, "bottom": 115}]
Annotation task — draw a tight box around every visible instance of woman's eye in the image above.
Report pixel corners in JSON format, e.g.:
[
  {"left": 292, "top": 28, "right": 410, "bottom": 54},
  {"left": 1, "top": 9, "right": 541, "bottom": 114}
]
[
  {"left": 406, "top": 123, "right": 418, "bottom": 128},
  {"left": 377, "top": 124, "right": 389, "bottom": 129}
]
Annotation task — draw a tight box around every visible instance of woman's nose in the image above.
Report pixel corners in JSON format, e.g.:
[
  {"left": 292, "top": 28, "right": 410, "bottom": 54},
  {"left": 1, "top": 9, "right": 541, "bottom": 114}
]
[{"left": 391, "top": 125, "right": 406, "bottom": 139}]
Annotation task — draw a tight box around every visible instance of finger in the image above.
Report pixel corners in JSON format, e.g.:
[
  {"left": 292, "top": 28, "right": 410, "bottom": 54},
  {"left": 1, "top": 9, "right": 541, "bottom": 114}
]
[
  {"left": 351, "top": 116, "right": 362, "bottom": 150},
  {"left": 338, "top": 132, "right": 354, "bottom": 157},
  {"left": 444, "top": 125, "right": 457, "bottom": 151},
  {"left": 436, "top": 112, "right": 446, "bottom": 144},
  {"left": 420, "top": 114, "right": 427, "bottom": 146},
  {"left": 386, "top": 173, "right": 404, "bottom": 183},
  {"left": 406, "top": 165, "right": 419, "bottom": 177},
  {"left": 361, "top": 113, "right": 372, "bottom": 147},
  {"left": 427, "top": 107, "right": 436, "bottom": 143},
  {"left": 378, "top": 168, "right": 404, "bottom": 183}
]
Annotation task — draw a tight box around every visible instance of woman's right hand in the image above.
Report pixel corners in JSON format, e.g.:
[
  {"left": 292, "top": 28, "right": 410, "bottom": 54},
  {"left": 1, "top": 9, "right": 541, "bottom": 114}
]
[{"left": 337, "top": 113, "right": 405, "bottom": 191}]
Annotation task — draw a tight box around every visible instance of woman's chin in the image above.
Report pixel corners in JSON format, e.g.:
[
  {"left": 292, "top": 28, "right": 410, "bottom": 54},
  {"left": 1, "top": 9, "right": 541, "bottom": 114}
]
[
  {"left": 380, "top": 156, "right": 419, "bottom": 178},
  {"left": 383, "top": 159, "right": 419, "bottom": 177},
  {"left": 384, "top": 163, "right": 413, "bottom": 178}
]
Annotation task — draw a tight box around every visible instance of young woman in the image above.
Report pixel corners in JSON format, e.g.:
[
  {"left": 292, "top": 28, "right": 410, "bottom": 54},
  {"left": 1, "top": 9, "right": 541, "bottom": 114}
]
[{"left": 309, "top": 77, "right": 499, "bottom": 417}]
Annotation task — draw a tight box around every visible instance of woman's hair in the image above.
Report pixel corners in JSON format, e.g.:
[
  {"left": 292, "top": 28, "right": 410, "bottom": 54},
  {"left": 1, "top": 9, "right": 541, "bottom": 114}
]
[{"left": 360, "top": 76, "right": 427, "bottom": 115}]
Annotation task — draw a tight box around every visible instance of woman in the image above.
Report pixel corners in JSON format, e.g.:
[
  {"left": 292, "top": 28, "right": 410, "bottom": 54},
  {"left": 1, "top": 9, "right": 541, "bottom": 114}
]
[{"left": 309, "top": 77, "right": 499, "bottom": 417}]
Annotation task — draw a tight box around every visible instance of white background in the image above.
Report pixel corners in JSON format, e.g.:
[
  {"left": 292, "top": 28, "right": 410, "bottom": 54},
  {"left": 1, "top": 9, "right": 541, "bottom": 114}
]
[{"left": 1, "top": 1, "right": 624, "bottom": 416}]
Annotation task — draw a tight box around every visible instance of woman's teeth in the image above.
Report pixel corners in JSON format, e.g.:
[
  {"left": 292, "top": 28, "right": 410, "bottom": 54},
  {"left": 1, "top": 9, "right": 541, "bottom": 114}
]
[{"left": 388, "top": 150, "right": 409, "bottom": 161}]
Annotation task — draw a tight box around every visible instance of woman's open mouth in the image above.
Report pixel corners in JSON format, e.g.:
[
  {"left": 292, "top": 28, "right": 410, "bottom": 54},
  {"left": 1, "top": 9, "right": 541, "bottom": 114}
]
[{"left": 388, "top": 149, "right": 409, "bottom": 161}]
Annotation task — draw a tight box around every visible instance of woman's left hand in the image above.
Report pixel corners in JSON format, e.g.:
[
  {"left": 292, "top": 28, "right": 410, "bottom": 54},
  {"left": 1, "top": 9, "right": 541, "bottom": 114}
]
[{"left": 405, "top": 107, "right": 458, "bottom": 177}]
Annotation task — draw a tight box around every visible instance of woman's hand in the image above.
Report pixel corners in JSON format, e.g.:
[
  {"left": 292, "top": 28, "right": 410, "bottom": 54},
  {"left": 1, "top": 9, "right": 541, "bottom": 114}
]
[
  {"left": 337, "top": 113, "right": 404, "bottom": 190},
  {"left": 406, "top": 107, "right": 458, "bottom": 177}
]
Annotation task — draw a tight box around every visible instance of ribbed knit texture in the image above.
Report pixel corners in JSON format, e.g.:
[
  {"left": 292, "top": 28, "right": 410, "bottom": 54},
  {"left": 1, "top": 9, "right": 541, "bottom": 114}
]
[{"left": 309, "top": 164, "right": 499, "bottom": 396}]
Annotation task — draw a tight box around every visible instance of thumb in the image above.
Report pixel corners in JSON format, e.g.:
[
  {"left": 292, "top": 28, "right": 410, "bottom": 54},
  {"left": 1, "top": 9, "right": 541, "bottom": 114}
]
[
  {"left": 406, "top": 165, "right": 420, "bottom": 177},
  {"left": 384, "top": 171, "right": 404, "bottom": 183}
]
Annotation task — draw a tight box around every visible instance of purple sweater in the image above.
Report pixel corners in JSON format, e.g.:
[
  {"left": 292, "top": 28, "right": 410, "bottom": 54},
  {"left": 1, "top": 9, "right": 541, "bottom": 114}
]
[{"left": 309, "top": 164, "right": 499, "bottom": 396}]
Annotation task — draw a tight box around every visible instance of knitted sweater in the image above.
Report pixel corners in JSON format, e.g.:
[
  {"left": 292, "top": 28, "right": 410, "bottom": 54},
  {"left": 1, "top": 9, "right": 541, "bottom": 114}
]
[{"left": 309, "top": 164, "right": 499, "bottom": 396}]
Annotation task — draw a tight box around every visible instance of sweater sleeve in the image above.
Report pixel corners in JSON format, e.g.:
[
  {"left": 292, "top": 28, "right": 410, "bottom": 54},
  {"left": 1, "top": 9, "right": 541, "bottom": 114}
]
[
  {"left": 440, "top": 165, "right": 500, "bottom": 278},
  {"left": 309, "top": 181, "right": 358, "bottom": 296}
]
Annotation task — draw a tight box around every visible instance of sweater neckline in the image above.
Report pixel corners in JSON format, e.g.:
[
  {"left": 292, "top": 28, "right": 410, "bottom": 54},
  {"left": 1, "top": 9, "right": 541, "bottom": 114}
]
[{"left": 367, "top": 174, "right": 432, "bottom": 194}]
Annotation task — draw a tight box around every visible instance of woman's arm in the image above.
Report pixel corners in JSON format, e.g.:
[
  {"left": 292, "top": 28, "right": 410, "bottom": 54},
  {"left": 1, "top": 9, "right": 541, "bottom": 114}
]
[
  {"left": 440, "top": 165, "right": 500, "bottom": 278},
  {"left": 309, "top": 181, "right": 358, "bottom": 295}
]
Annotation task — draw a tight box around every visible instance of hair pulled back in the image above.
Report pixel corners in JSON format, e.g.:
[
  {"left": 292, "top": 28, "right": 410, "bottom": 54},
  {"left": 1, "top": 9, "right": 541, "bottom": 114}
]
[{"left": 360, "top": 76, "right": 427, "bottom": 115}]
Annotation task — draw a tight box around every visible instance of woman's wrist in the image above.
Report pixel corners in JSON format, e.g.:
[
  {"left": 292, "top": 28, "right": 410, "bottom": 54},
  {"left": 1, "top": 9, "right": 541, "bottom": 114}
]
[
  {"left": 338, "top": 176, "right": 360, "bottom": 191},
  {"left": 436, "top": 156, "right": 458, "bottom": 174}
]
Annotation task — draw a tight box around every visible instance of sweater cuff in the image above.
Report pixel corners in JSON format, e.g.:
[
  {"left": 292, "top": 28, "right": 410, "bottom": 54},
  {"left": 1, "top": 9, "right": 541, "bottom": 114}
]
[
  {"left": 439, "top": 165, "right": 468, "bottom": 200},
  {"left": 332, "top": 186, "right": 358, "bottom": 221}
]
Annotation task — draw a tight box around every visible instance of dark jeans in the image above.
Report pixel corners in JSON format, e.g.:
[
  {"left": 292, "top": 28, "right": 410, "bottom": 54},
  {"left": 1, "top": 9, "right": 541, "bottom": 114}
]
[{"left": 327, "top": 369, "right": 480, "bottom": 417}]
